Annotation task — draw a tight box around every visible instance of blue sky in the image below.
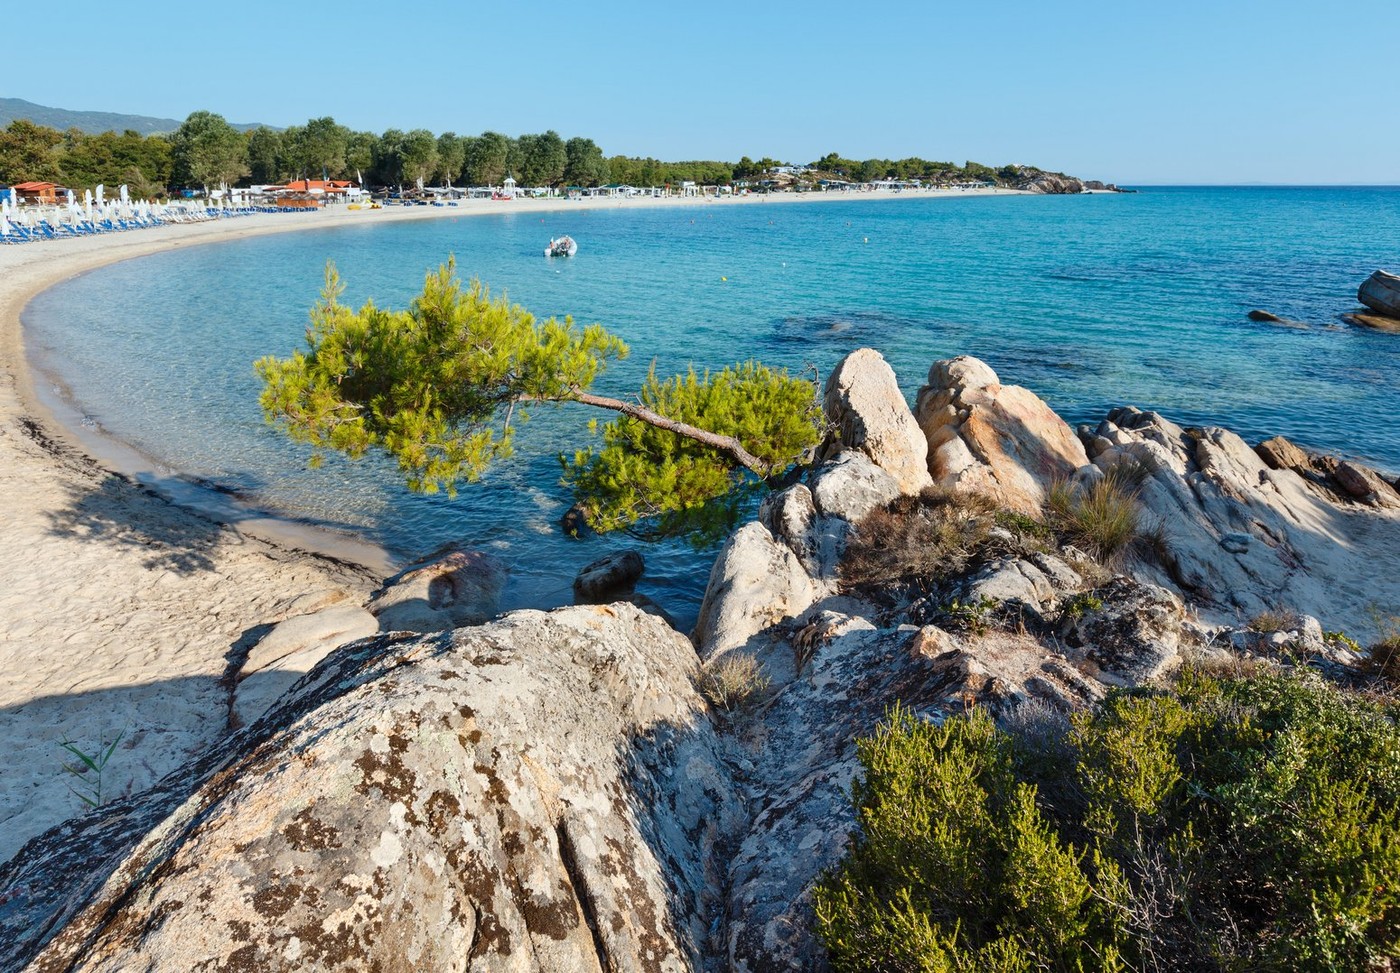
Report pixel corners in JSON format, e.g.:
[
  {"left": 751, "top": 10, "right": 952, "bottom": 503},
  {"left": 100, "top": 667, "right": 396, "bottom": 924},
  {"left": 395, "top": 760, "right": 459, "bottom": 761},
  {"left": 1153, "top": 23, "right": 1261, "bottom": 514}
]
[{"left": 9, "top": 0, "right": 1397, "bottom": 184}]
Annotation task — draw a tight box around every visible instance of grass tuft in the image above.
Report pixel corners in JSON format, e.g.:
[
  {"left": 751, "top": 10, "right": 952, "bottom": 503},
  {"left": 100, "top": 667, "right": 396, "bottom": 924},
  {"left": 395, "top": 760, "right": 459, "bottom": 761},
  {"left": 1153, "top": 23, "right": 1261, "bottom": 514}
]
[
  {"left": 698, "top": 653, "right": 771, "bottom": 713},
  {"left": 1046, "top": 468, "right": 1143, "bottom": 563}
]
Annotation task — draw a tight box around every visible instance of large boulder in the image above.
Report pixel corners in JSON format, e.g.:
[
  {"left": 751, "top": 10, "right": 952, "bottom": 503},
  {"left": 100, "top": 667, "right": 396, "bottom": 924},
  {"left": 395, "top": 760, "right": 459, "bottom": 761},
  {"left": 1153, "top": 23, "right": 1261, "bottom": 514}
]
[
  {"left": 915, "top": 356, "right": 1089, "bottom": 513},
  {"left": 368, "top": 549, "right": 506, "bottom": 633},
  {"left": 1085, "top": 408, "right": 1400, "bottom": 637},
  {"left": 819, "top": 348, "right": 933, "bottom": 495},
  {"left": 1, "top": 604, "right": 744, "bottom": 972},
  {"left": 692, "top": 521, "right": 819, "bottom": 659}
]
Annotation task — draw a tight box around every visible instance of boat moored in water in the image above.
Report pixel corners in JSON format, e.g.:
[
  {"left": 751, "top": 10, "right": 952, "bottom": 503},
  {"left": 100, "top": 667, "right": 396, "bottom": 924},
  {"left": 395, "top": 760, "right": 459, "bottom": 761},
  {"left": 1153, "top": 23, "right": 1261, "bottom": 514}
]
[
  {"left": 545, "top": 235, "right": 578, "bottom": 257},
  {"left": 1358, "top": 270, "right": 1400, "bottom": 319}
]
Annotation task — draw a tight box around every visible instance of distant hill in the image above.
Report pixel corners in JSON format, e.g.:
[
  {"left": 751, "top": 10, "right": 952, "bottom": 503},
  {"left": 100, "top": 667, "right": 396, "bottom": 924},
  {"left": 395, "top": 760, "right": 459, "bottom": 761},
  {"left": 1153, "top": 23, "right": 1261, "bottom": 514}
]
[{"left": 0, "top": 98, "right": 271, "bottom": 135}]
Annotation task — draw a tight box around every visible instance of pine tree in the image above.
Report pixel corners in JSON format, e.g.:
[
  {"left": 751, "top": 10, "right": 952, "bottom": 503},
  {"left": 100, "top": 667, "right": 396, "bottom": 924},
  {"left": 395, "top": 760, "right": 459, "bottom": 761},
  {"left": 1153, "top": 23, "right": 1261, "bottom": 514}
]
[{"left": 256, "top": 260, "right": 822, "bottom": 531}]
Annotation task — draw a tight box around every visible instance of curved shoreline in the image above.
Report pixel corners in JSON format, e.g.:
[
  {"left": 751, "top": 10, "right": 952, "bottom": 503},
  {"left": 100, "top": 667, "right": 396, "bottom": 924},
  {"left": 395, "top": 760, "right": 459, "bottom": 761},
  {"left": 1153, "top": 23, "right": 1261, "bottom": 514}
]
[
  {"left": 9, "top": 187, "right": 1031, "bottom": 570},
  {"left": 0, "top": 188, "right": 1031, "bottom": 864}
]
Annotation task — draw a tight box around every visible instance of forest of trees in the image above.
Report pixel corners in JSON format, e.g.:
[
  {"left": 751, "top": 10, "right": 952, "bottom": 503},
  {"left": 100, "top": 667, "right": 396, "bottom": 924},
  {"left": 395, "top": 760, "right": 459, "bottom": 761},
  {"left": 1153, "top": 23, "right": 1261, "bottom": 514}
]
[{"left": 0, "top": 110, "right": 1044, "bottom": 196}]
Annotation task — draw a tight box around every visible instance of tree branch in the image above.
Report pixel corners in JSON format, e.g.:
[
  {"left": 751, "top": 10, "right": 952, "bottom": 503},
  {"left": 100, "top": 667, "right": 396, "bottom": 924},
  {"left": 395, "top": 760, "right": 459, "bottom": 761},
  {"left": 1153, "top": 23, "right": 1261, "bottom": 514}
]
[{"left": 534, "top": 389, "right": 769, "bottom": 474}]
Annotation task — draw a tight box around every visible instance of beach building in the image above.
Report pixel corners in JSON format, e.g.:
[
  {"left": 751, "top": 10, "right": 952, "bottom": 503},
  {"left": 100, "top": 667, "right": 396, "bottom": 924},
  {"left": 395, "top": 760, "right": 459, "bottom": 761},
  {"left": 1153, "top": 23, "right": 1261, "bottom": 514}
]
[{"left": 12, "top": 181, "right": 64, "bottom": 204}]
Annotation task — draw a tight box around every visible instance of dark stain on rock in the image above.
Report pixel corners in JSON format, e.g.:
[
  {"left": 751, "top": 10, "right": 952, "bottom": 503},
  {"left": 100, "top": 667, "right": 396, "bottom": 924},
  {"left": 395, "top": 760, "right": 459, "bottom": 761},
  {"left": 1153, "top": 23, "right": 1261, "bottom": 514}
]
[
  {"left": 219, "top": 943, "right": 262, "bottom": 972},
  {"left": 355, "top": 740, "right": 419, "bottom": 804},
  {"left": 282, "top": 807, "right": 342, "bottom": 852},
  {"left": 251, "top": 882, "right": 302, "bottom": 920},
  {"left": 423, "top": 789, "right": 462, "bottom": 835}
]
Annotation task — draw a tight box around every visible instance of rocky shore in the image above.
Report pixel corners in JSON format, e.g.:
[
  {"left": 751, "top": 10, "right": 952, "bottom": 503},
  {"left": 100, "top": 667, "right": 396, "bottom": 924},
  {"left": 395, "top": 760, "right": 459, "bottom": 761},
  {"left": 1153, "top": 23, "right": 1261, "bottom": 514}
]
[{"left": 3, "top": 348, "right": 1397, "bottom": 971}]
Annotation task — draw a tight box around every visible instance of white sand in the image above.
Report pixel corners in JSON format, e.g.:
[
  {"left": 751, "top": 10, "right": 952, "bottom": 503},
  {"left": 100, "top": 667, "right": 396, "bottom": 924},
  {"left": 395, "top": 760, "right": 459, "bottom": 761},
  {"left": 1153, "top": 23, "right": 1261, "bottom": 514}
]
[{"left": 0, "top": 187, "right": 1024, "bottom": 863}]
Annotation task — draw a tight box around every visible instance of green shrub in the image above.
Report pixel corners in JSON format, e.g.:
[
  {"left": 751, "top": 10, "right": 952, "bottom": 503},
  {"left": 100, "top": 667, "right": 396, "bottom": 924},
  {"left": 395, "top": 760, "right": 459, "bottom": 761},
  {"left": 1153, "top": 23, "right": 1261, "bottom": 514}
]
[
  {"left": 939, "top": 596, "right": 999, "bottom": 636},
  {"left": 816, "top": 671, "right": 1400, "bottom": 972},
  {"left": 1060, "top": 592, "right": 1104, "bottom": 623},
  {"left": 1046, "top": 469, "right": 1142, "bottom": 563}
]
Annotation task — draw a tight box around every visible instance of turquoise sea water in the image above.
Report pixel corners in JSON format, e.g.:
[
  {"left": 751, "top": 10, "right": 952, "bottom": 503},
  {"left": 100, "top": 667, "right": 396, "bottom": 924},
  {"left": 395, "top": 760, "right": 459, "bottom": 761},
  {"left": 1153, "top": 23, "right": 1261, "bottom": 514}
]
[{"left": 24, "top": 187, "right": 1400, "bottom": 626}]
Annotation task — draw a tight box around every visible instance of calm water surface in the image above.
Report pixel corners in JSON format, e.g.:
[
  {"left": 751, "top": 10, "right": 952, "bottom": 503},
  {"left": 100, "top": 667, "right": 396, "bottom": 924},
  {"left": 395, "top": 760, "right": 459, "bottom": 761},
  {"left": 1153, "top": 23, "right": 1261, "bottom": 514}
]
[{"left": 25, "top": 187, "right": 1400, "bottom": 626}]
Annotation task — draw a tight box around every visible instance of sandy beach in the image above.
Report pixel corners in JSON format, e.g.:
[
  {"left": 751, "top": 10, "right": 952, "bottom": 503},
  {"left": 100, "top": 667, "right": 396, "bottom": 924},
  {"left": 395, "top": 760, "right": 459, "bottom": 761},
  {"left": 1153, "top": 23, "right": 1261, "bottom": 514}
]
[{"left": 0, "top": 187, "right": 1029, "bottom": 863}]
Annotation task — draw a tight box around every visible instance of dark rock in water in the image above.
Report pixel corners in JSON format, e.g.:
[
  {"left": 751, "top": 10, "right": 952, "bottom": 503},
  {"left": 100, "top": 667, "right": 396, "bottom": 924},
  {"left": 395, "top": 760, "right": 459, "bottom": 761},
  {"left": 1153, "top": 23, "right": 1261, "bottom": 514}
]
[
  {"left": 559, "top": 503, "right": 591, "bottom": 537},
  {"left": 1247, "top": 309, "right": 1284, "bottom": 322},
  {"left": 573, "top": 549, "right": 645, "bottom": 601},
  {"left": 368, "top": 548, "right": 506, "bottom": 633},
  {"left": 1342, "top": 311, "right": 1400, "bottom": 334},
  {"left": 1357, "top": 269, "right": 1400, "bottom": 318}
]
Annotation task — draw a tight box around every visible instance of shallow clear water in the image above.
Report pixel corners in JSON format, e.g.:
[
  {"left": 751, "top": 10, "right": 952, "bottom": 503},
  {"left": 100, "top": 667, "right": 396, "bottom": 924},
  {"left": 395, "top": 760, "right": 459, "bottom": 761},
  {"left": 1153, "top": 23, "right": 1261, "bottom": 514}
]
[{"left": 25, "top": 187, "right": 1400, "bottom": 627}]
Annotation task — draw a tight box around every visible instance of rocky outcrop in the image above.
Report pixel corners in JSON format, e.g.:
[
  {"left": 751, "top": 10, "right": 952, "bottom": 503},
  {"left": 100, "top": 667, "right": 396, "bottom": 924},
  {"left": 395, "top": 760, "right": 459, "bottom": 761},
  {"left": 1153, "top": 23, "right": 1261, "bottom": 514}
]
[
  {"left": 1023, "top": 173, "right": 1086, "bottom": 194},
  {"left": 819, "top": 348, "right": 933, "bottom": 495},
  {"left": 368, "top": 548, "right": 506, "bottom": 633},
  {"left": 916, "top": 356, "right": 1089, "bottom": 513},
  {"left": 9, "top": 346, "right": 1397, "bottom": 973},
  {"left": 1084, "top": 408, "right": 1400, "bottom": 636},
  {"left": 1, "top": 604, "right": 744, "bottom": 972}
]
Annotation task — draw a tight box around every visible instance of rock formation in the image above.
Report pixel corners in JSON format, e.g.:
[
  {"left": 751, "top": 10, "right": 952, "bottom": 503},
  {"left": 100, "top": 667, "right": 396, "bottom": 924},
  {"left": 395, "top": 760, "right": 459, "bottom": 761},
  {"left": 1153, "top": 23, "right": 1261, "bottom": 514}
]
[
  {"left": 2, "top": 605, "right": 743, "bottom": 972},
  {"left": 916, "top": 356, "right": 1089, "bottom": 513},
  {"left": 1082, "top": 407, "right": 1400, "bottom": 633},
  {"left": 5, "top": 348, "right": 1398, "bottom": 972}
]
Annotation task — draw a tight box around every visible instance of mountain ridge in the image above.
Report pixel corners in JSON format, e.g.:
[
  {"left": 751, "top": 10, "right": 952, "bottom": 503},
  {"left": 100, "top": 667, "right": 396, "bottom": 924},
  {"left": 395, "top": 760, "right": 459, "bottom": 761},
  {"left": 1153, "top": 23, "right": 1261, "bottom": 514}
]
[{"left": 0, "top": 97, "right": 271, "bottom": 135}]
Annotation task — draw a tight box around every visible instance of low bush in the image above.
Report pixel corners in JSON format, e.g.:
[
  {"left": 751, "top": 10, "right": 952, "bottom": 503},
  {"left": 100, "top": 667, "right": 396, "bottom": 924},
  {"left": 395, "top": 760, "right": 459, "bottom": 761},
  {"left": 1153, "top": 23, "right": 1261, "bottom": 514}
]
[
  {"left": 1248, "top": 608, "right": 1295, "bottom": 634},
  {"left": 841, "top": 487, "right": 998, "bottom": 593},
  {"left": 815, "top": 670, "right": 1400, "bottom": 972},
  {"left": 697, "top": 653, "right": 770, "bottom": 713},
  {"left": 1046, "top": 469, "right": 1143, "bottom": 563}
]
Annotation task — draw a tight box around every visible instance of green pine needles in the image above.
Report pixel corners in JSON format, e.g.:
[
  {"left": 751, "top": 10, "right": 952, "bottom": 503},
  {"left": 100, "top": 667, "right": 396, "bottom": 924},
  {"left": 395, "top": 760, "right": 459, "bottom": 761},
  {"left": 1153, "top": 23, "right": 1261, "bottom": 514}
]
[
  {"left": 562, "top": 361, "right": 822, "bottom": 531},
  {"left": 817, "top": 671, "right": 1400, "bottom": 972},
  {"left": 257, "top": 260, "right": 820, "bottom": 533}
]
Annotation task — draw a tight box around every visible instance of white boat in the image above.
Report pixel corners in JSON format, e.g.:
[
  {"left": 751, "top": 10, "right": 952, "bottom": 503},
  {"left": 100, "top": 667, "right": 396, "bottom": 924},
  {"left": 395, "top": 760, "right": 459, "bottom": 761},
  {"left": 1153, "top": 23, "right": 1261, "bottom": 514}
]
[{"left": 545, "top": 235, "right": 578, "bottom": 258}]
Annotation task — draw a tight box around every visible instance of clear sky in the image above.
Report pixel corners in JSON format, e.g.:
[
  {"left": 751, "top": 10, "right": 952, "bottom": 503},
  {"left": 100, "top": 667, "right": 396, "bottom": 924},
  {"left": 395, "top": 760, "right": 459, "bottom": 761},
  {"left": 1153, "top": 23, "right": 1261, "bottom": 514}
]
[{"left": 9, "top": 0, "right": 1397, "bottom": 184}]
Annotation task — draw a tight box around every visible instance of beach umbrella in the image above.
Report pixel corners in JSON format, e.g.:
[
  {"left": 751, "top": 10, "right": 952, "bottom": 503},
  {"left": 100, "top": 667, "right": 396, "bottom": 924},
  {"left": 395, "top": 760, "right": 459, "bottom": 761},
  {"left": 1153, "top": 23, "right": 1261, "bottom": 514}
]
[
  {"left": 119, "top": 184, "right": 129, "bottom": 205},
  {"left": 1, "top": 214, "right": 10, "bottom": 239},
  {"left": 66, "top": 190, "right": 74, "bottom": 206},
  {"left": 96, "top": 184, "right": 104, "bottom": 207},
  {"left": 84, "top": 189, "right": 93, "bottom": 222}
]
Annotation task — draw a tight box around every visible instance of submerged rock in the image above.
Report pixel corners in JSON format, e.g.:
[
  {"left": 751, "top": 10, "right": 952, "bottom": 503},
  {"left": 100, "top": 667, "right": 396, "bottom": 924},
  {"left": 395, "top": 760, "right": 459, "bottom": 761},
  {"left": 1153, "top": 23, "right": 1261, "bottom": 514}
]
[{"left": 368, "top": 548, "right": 506, "bottom": 633}]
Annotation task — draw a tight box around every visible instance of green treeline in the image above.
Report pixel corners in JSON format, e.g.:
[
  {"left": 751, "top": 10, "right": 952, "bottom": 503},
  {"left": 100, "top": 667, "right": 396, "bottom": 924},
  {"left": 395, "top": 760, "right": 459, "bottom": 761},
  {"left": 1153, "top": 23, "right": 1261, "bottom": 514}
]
[{"left": 0, "top": 110, "right": 1050, "bottom": 195}]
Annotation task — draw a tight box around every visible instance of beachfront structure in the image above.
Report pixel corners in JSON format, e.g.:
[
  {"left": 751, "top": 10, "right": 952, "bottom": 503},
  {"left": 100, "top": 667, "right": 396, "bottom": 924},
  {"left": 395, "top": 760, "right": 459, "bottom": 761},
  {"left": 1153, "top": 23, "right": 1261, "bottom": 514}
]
[{"left": 12, "top": 182, "right": 65, "bottom": 204}]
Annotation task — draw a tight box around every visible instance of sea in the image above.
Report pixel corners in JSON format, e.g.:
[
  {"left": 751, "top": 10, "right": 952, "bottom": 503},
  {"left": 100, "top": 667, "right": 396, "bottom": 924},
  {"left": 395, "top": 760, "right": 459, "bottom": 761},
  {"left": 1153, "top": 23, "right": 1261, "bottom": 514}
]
[{"left": 23, "top": 187, "right": 1400, "bottom": 629}]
